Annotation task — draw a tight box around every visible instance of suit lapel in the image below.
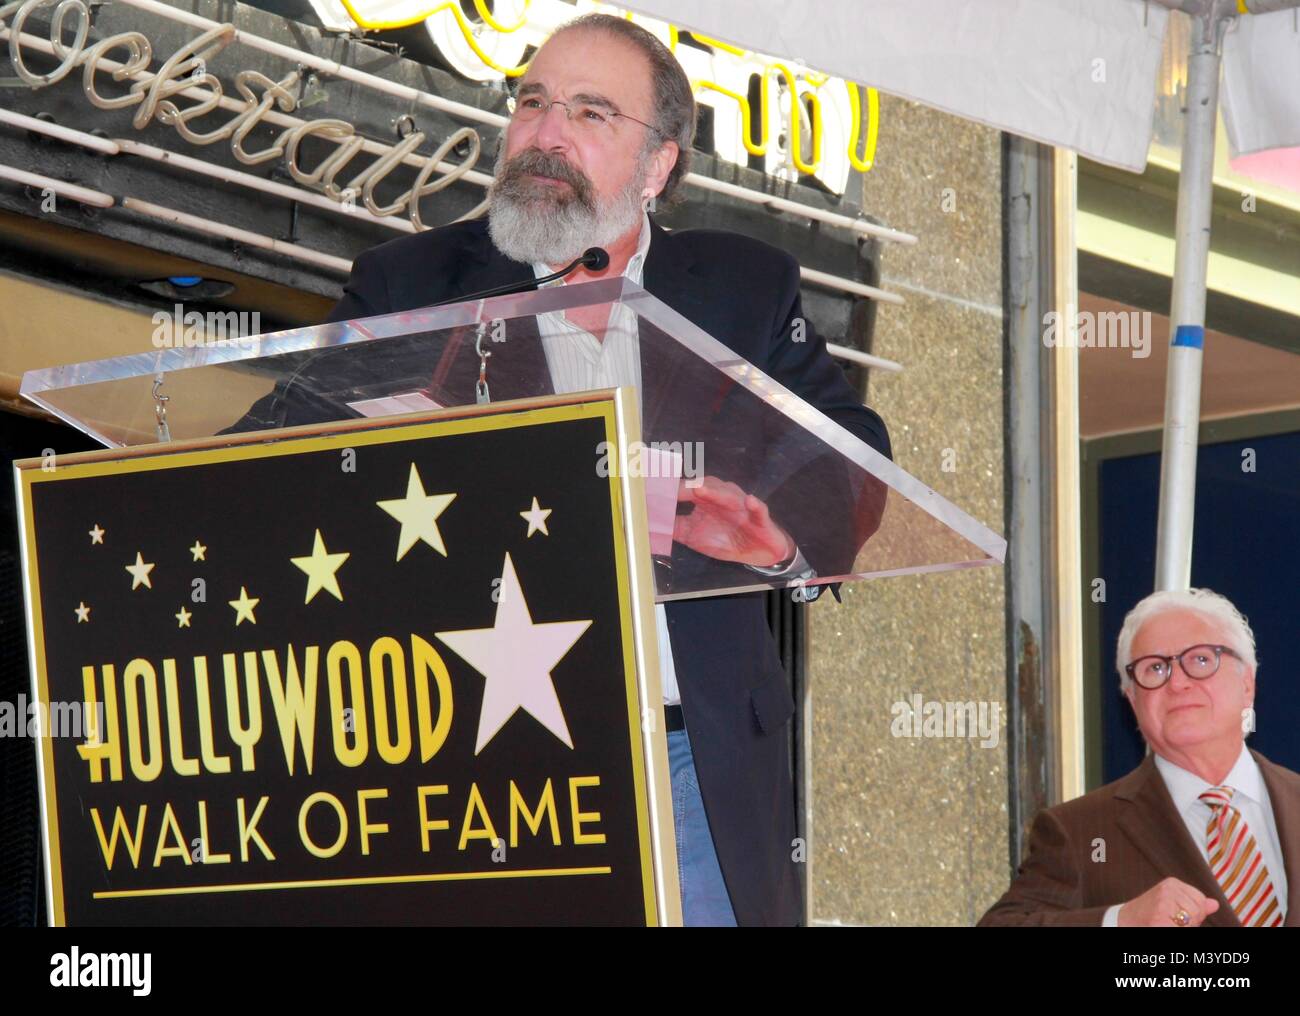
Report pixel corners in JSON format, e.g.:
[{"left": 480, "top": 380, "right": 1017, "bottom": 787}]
[
  {"left": 454, "top": 227, "right": 536, "bottom": 300},
  {"left": 641, "top": 219, "right": 736, "bottom": 442},
  {"left": 438, "top": 224, "right": 554, "bottom": 403},
  {"left": 1116, "top": 755, "right": 1242, "bottom": 927},
  {"left": 1254, "top": 750, "right": 1300, "bottom": 926},
  {"left": 494, "top": 313, "right": 552, "bottom": 402},
  {"left": 642, "top": 217, "right": 700, "bottom": 315}
]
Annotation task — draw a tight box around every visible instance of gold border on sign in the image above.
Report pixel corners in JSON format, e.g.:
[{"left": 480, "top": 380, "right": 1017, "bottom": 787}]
[{"left": 605, "top": 386, "right": 682, "bottom": 927}]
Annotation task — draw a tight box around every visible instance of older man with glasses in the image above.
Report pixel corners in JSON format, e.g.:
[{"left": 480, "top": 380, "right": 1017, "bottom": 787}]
[{"left": 980, "top": 588, "right": 1300, "bottom": 927}]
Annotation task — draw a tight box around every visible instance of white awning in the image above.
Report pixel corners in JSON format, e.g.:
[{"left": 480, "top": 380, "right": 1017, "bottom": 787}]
[{"left": 625, "top": 0, "right": 1300, "bottom": 171}]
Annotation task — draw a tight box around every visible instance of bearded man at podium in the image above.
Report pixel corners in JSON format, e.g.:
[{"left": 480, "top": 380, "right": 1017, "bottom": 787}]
[{"left": 233, "top": 13, "right": 890, "bottom": 926}]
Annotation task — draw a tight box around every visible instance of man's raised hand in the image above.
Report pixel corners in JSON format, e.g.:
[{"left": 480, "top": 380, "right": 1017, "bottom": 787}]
[{"left": 673, "top": 475, "right": 795, "bottom": 567}]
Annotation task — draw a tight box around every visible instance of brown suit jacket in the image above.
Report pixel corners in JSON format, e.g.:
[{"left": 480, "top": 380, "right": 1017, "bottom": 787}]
[{"left": 979, "top": 749, "right": 1300, "bottom": 926}]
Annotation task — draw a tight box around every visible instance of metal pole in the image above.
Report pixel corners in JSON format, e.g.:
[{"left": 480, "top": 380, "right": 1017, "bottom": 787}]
[
  {"left": 1005, "top": 135, "right": 1051, "bottom": 862},
  {"left": 1153, "top": 5, "right": 1231, "bottom": 591}
]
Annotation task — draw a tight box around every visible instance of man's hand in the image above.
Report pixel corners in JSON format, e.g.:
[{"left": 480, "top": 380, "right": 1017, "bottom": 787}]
[
  {"left": 674, "top": 475, "right": 795, "bottom": 567},
  {"left": 1117, "top": 877, "right": 1221, "bottom": 927}
]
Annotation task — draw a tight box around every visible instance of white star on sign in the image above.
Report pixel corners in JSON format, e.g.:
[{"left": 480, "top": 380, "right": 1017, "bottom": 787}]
[
  {"left": 74, "top": 602, "right": 90, "bottom": 623},
  {"left": 436, "top": 552, "right": 590, "bottom": 754},
  {"left": 89, "top": 524, "right": 104, "bottom": 545},
  {"left": 519, "top": 496, "right": 552, "bottom": 537},
  {"left": 376, "top": 463, "right": 457, "bottom": 560},
  {"left": 125, "top": 552, "right": 155, "bottom": 590}
]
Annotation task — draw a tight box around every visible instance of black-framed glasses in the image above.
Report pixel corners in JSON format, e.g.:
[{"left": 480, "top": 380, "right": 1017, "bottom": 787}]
[
  {"left": 506, "top": 94, "right": 661, "bottom": 136},
  {"left": 1125, "top": 644, "right": 1243, "bottom": 690}
]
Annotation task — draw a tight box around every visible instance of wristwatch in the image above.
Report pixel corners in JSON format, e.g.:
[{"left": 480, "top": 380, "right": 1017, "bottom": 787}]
[
  {"left": 746, "top": 545, "right": 821, "bottom": 600},
  {"left": 747, "top": 544, "right": 808, "bottom": 577}
]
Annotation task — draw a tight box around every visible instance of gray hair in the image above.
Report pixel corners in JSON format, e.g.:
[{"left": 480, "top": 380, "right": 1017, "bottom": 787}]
[
  {"left": 1116, "top": 588, "right": 1258, "bottom": 692},
  {"left": 550, "top": 13, "right": 696, "bottom": 204}
]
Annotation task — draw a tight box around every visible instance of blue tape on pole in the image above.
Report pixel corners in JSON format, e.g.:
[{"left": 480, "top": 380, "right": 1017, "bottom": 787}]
[{"left": 1172, "top": 325, "right": 1204, "bottom": 349}]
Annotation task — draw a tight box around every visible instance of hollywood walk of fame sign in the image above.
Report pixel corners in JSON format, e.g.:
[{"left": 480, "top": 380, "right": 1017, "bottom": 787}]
[{"left": 14, "top": 390, "right": 679, "bottom": 926}]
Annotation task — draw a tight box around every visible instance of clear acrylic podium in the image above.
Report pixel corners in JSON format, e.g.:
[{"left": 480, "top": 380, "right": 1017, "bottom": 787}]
[{"left": 20, "top": 278, "right": 1006, "bottom": 600}]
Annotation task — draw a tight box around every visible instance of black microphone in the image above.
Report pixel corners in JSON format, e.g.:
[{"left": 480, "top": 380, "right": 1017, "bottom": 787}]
[
  {"left": 432, "top": 246, "right": 610, "bottom": 307},
  {"left": 580, "top": 246, "right": 610, "bottom": 271}
]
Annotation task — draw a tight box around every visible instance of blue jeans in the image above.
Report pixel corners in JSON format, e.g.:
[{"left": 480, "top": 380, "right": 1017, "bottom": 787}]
[{"left": 667, "top": 728, "right": 738, "bottom": 926}]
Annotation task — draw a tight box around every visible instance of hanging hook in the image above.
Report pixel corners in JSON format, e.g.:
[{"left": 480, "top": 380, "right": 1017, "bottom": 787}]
[
  {"left": 153, "top": 374, "right": 172, "bottom": 442},
  {"left": 474, "top": 322, "right": 491, "bottom": 404}
]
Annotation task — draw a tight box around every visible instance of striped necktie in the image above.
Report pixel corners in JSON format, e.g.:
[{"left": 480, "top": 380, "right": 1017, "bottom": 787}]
[{"left": 1199, "top": 786, "right": 1283, "bottom": 927}]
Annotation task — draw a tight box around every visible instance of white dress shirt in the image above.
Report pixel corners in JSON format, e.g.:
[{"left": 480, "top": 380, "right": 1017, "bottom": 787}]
[
  {"left": 1102, "top": 744, "right": 1287, "bottom": 926},
  {"left": 528, "top": 213, "right": 685, "bottom": 704}
]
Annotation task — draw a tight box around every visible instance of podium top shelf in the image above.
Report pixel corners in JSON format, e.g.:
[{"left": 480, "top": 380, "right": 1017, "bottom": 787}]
[{"left": 20, "top": 277, "right": 1005, "bottom": 600}]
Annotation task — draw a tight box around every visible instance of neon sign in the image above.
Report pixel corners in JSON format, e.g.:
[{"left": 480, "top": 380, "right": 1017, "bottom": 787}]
[
  {"left": 0, "top": 3, "right": 485, "bottom": 229},
  {"left": 319, "top": 0, "right": 879, "bottom": 192}
]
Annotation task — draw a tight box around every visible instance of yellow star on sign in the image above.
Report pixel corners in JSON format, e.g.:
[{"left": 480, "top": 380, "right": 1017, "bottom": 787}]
[
  {"left": 228, "top": 586, "right": 259, "bottom": 625},
  {"left": 89, "top": 524, "right": 104, "bottom": 545},
  {"left": 190, "top": 540, "right": 207, "bottom": 562},
  {"left": 290, "top": 529, "right": 350, "bottom": 603},
  {"left": 125, "top": 552, "right": 155, "bottom": 589},
  {"left": 75, "top": 602, "right": 90, "bottom": 623},
  {"left": 175, "top": 606, "right": 193, "bottom": 628},
  {"left": 376, "top": 463, "right": 456, "bottom": 560}
]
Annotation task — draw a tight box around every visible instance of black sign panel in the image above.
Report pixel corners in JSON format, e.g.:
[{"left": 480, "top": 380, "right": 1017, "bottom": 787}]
[{"left": 16, "top": 396, "right": 669, "bottom": 925}]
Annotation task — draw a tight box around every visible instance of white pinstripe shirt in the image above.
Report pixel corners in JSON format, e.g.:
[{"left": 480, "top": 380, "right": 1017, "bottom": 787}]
[{"left": 530, "top": 214, "right": 684, "bottom": 705}]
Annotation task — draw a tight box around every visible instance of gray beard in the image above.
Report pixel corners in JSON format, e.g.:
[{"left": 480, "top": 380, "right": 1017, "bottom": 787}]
[{"left": 487, "top": 148, "right": 646, "bottom": 266}]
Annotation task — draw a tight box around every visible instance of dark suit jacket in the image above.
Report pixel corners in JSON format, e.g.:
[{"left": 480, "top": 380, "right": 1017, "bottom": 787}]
[
  {"left": 229, "top": 215, "right": 891, "bottom": 925},
  {"left": 979, "top": 749, "right": 1300, "bottom": 927}
]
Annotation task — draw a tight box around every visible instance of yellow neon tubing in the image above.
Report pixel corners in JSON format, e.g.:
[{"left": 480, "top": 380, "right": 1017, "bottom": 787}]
[
  {"left": 339, "top": 0, "right": 533, "bottom": 77},
  {"left": 847, "top": 82, "right": 879, "bottom": 172},
  {"left": 691, "top": 32, "right": 746, "bottom": 57},
  {"left": 695, "top": 63, "right": 823, "bottom": 174},
  {"left": 473, "top": 0, "right": 528, "bottom": 33}
]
